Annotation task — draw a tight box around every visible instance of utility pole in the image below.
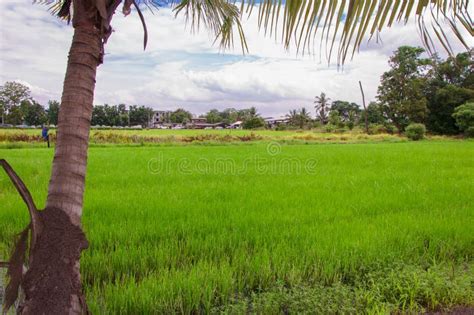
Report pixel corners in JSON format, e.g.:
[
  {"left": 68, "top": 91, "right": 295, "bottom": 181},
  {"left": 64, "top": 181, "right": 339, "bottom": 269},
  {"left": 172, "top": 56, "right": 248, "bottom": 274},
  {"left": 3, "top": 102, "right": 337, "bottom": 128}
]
[{"left": 359, "top": 81, "right": 369, "bottom": 134}]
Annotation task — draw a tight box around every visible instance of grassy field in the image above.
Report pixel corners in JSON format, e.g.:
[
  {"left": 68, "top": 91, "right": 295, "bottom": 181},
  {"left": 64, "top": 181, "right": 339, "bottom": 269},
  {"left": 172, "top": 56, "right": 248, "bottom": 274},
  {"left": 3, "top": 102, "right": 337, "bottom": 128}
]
[
  {"left": 0, "top": 140, "right": 473, "bottom": 313},
  {"left": 0, "top": 127, "right": 430, "bottom": 149}
]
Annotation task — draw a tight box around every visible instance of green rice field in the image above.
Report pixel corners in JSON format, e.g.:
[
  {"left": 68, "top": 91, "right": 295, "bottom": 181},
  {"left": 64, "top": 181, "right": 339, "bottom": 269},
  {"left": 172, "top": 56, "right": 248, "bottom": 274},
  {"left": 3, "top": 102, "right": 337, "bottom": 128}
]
[{"left": 0, "top": 138, "right": 473, "bottom": 313}]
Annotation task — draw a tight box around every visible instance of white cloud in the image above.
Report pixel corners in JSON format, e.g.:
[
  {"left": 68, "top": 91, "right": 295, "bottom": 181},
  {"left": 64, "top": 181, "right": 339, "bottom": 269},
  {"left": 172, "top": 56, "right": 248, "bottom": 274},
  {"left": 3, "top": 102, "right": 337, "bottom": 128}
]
[{"left": 0, "top": 0, "right": 472, "bottom": 116}]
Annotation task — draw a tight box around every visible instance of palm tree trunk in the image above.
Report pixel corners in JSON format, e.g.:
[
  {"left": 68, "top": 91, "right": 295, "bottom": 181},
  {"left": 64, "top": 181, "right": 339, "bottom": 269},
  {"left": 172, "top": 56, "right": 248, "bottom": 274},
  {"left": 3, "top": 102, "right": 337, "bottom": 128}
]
[
  {"left": 20, "top": 20, "right": 101, "bottom": 315},
  {"left": 46, "top": 28, "right": 100, "bottom": 226}
]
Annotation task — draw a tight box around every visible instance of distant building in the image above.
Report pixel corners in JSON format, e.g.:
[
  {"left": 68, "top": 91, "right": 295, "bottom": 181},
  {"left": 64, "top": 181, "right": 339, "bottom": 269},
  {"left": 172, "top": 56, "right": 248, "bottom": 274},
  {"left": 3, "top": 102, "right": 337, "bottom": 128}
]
[
  {"left": 229, "top": 121, "right": 243, "bottom": 129},
  {"left": 190, "top": 117, "right": 207, "bottom": 124},
  {"left": 264, "top": 117, "right": 289, "bottom": 128},
  {"left": 188, "top": 122, "right": 227, "bottom": 129},
  {"left": 150, "top": 110, "right": 172, "bottom": 128}
]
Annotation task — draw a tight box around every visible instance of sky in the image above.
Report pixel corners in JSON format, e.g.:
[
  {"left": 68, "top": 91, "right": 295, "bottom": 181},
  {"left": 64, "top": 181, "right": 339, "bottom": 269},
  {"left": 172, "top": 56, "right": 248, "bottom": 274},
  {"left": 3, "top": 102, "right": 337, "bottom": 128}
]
[{"left": 0, "top": 1, "right": 472, "bottom": 117}]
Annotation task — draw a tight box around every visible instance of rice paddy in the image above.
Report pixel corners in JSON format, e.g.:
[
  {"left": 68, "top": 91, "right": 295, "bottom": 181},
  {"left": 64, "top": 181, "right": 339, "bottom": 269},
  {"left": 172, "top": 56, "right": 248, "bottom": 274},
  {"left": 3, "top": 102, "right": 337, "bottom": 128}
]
[{"left": 0, "top": 137, "right": 473, "bottom": 313}]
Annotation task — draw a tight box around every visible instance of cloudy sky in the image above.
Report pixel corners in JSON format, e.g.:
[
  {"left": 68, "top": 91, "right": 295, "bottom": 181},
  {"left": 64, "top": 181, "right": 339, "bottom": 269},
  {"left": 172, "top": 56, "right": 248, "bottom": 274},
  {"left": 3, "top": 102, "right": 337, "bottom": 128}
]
[{"left": 0, "top": 1, "right": 472, "bottom": 117}]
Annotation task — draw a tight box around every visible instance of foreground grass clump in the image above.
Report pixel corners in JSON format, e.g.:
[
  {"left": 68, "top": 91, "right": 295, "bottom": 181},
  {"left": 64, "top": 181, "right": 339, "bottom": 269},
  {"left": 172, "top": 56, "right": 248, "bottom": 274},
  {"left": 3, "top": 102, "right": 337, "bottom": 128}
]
[
  {"left": 0, "top": 141, "right": 473, "bottom": 313},
  {"left": 216, "top": 263, "right": 474, "bottom": 314}
]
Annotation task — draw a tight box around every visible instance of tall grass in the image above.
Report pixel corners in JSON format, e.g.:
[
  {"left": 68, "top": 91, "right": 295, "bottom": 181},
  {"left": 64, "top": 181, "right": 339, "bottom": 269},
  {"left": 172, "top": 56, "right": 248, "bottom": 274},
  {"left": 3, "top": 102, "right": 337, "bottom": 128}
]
[
  {"left": 0, "top": 141, "right": 473, "bottom": 313},
  {"left": 0, "top": 128, "right": 407, "bottom": 146}
]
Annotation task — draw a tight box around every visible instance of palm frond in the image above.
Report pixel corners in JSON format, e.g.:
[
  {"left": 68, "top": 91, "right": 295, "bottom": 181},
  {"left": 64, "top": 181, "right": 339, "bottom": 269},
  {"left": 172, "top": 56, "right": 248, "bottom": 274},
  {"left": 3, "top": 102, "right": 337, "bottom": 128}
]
[
  {"left": 34, "top": 1, "right": 472, "bottom": 64},
  {"left": 243, "top": 0, "right": 472, "bottom": 65},
  {"left": 171, "top": 0, "right": 248, "bottom": 53}
]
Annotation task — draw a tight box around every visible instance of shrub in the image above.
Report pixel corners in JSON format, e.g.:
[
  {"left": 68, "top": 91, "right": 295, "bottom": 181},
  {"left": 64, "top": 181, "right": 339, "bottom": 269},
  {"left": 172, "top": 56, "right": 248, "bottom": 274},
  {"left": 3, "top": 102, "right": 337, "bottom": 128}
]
[
  {"left": 405, "top": 123, "right": 426, "bottom": 140},
  {"left": 384, "top": 124, "right": 397, "bottom": 134},
  {"left": 452, "top": 102, "right": 474, "bottom": 136},
  {"left": 368, "top": 124, "right": 386, "bottom": 135},
  {"left": 346, "top": 121, "right": 355, "bottom": 130},
  {"left": 275, "top": 124, "right": 288, "bottom": 131},
  {"left": 465, "top": 126, "right": 474, "bottom": 138},
  {"left": 312, "top": 121, "right": 322, "bottom": 129},
  {"left": 324, "top": 124, "right": 337, "bottom": 133},
  {"left": 242, "top": 117, "right": 265, "bottom": 130}
]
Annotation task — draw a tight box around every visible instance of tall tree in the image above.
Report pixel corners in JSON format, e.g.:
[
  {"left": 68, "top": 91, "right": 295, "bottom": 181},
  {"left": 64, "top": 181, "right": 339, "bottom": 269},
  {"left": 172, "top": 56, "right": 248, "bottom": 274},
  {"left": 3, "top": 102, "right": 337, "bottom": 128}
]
[
  {"left": 314, "top": 92, "right": 331, "bottom": 124},
  {"left": 2, "top": 0, "right": 471, "bottom": 313},
  {"left": 0, "top": 81, "right": 32, "bottom": 125},
  {"left": 129, "top": 105, "right": 154, "bottom": 127},
  {"left": 362, "top": 102, "right": 387, "bottom": 125},
  {"left": 24, "top": 100, "right": 47, "bottom": 126},
  {"left": 221, "top": 108, "right": 238, "bottom": 123},
  {"left": 287, "top": 108, "right": 312, "bottom": 128},
  {"left": 330, "top": 101, "right": 360, "bottom": 122},
  {"left": 377, "top": 46, "right": 430, "bottom": 131},
  {"left": 425, "top": 51, "right": 474, "bottom": 134},
  {"left": 170, "top": 108, "right": 192, "bottom": 124},
  {"left": 47, "top": 100, "right": 60, "bottom": 125},
  {"left": 205, "top": 109, "right": 222, "bottom": 123},
  {"left": 286, "top": 109, "right": 299, "bottom": 126},
  {"left": 247, "top": 106, "right": 259, "bottom": 119}
]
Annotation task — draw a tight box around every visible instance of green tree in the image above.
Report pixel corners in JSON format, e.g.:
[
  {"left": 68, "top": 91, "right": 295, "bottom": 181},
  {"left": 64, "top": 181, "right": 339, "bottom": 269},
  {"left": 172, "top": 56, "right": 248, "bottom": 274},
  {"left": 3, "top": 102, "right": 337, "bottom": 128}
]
[
  {"left": 170, "top": 108, "right": 192, "bottom": 124},
  {"left": 429, "top": 50, "right": 474, "bottom": 89},
  {"left": 330, "top": 100, "right": 360, "bottom": 128},
  {"left": 425, "top": 51, "right": 474, "bottom": 134},
  {"left": 314, "top": 93, "right": 331, "bottom": 124},
  {"left": 6, "top": 103, "right": 25, "bottom": 125},
  {"left": 129, "top": 105, "right": 154, "bottom": 127},
  {"left": 452, "top": 102, "right": 474, "bottom": 135},
  {"left": 247, "top": 107, "right": 259, "bottom": 119},
  {"left": 330, "top": 101, "right": 360, "bottom": 121},
  {"left": 361, "top": 102, "right": 386, "bottom": 125},
  {"left": 328, "top": 110, "right": 344, "bottom": 128},
  {"left": 91, "top": 105, "right": 107, "bottom": 126},
  {"left": 347, "top": 110, "right": 357, "bottom": 130},
  {"left": 377, "top": 46, "right": 430, "bottom": 131},
  {"left": 117, "top": 104, "right": 129, "bottom": 126},
  {"left": 221, "top": 108, "right": 238, "bottom": 123},
  {"left": 24, "top": 100, "right": 47, "bottom": 126},
  {"left": 0, "top": 81, "right": 32, "bottom": 124},
  {"left": 286, "top": 109, "right": 299, "bottom": 126},
  {"left": 427, "top": 85, "right": 474, "bottom": 134},
  {"left": 205, "top": 109, "right": 222, "bottom": 123},
  {"left": 242, "top": 107, "right": 264, "bottom": 129},
  {"left": 287, "top": 107, "right": 312, "bottom": 129},
  {"left": 3, "top": 1, "right": 470, "bottom": 312},
  {"left": 47, "top": 100, "right": 60, "bottom": 125},
  {"left": 242, "top": 117, "right": 265, "bottom": 129}
]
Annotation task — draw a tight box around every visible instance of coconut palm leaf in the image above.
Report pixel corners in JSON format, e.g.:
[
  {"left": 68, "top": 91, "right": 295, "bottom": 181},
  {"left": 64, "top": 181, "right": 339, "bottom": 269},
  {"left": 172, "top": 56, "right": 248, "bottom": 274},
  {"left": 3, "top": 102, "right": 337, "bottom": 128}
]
[
  {"left": 35, "top": 0, "right": 247, "bottom": 52},
  {"left": 243, "top": 0, "right": 472, "bottom": 64},
  {"left": 35, "top": 0, "right": 472, "bottom": 64}
]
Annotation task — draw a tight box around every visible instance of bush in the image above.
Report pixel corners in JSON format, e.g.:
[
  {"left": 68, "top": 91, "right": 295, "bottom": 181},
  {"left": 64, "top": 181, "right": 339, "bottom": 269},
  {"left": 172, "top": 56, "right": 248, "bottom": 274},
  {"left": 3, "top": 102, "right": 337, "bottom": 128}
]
[
  {"left": 275, "top": 124, "right": 288, "bottom": 131},
  {"left": 384, "top": 124, "right": 397, "bottom": 134},
  {"left": 324, "top": 124, "right": 336, "bottom": 133},
  {"left": 242, "top": 117, "right": 265, "bottom": 130},
  {"left": 405, "top": 123, "right": 426, "bottom": 140},
  {"left": 312, "top": 121, "right": 322, "bottom": 129},
  {"left": 452, "top": 102, "right": 474, "bottom": 136},
  {"left": 368, "top": 124, "right": 386, "bottom": 135},
  {"left": 465, "top": 126, "right": 474, "bottom": 138}
]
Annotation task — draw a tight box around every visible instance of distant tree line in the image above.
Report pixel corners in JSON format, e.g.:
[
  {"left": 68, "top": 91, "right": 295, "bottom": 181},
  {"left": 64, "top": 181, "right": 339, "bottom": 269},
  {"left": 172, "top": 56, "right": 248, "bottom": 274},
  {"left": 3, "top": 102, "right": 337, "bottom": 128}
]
[
  {"left": 365, "top": 46, "right": 473, "bottom": 136},
  {"left": 203, "top": 107, "right": 265, "bottom": 129},
  {"left": 0, "top": 82, "right": 59, "bottom": 126},
  {"left": 1, "top": 46, "right": 472, "bottom": 134},
  {"left": 279, "top": 47, "right": 474, "bottom": 136}
]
